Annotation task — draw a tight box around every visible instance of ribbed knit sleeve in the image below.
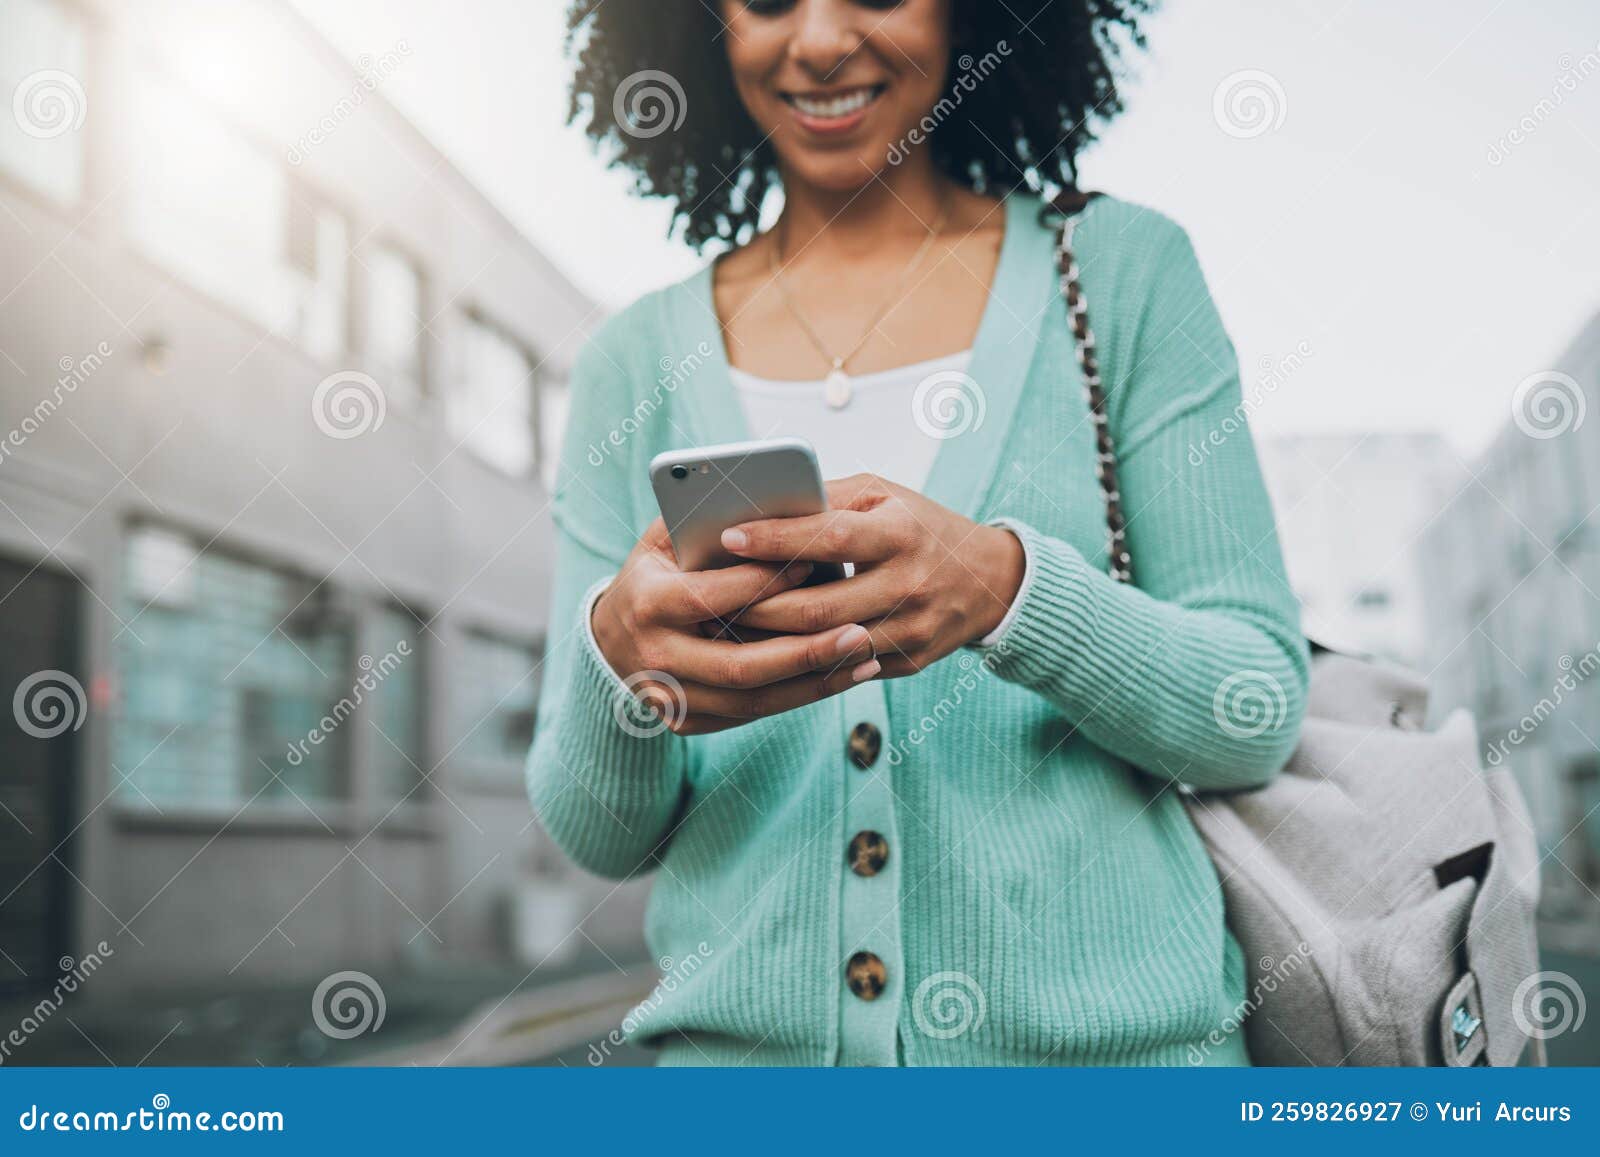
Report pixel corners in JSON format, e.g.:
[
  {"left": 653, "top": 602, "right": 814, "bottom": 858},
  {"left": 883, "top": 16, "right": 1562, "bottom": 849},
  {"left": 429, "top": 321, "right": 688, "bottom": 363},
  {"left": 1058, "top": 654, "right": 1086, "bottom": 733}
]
[
  {"left": 525, "top": 318, "right": 689, "bottom": 879},
  {"left": 977, "top": 212, "right": 1309, "bottom": 790}
]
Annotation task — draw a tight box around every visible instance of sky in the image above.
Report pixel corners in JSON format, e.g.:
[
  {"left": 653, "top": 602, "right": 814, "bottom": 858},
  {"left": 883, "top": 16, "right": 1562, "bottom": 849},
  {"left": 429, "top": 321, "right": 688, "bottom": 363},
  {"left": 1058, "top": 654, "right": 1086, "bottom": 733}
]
[{"left": 289, "top": 0, "right": 1600, "bottom": 455}]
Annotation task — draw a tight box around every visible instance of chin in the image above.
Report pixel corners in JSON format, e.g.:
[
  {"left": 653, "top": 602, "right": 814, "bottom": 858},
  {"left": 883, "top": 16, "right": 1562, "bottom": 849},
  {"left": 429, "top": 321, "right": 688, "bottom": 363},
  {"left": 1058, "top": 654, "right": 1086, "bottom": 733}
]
[{"left": 777, "top": 147, "right": 895, "bottom": 194}]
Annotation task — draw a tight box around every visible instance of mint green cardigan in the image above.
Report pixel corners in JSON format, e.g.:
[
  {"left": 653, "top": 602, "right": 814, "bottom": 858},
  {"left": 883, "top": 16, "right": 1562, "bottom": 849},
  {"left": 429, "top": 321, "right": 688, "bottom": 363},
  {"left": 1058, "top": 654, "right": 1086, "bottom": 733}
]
[{"left": 527, "top": 193, "right": 1309, "bottom": 1067}]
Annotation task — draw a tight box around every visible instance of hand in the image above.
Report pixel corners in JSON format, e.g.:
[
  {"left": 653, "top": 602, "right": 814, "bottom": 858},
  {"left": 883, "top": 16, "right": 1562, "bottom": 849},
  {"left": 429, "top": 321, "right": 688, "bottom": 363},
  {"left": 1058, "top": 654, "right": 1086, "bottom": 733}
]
[
  {"left": 722, "top": 474, "right": 1025, "bottom": 677},
  {"left": 591, "top": 518, "right": 882, "bottom": 736}
]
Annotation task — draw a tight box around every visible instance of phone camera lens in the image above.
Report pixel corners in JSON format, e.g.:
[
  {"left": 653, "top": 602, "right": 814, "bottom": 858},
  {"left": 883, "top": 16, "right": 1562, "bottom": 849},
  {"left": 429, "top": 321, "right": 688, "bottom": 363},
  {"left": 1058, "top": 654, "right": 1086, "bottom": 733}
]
[{"left": 670, "top": 464, "right": 689, "bottom": 480}]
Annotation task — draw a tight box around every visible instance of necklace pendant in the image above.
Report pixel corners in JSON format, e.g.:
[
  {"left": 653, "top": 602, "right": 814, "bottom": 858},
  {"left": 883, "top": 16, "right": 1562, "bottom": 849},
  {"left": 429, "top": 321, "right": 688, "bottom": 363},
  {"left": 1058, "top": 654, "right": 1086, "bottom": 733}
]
[{"left": 824, "top": 367, "right": 851, "bottom": 409}]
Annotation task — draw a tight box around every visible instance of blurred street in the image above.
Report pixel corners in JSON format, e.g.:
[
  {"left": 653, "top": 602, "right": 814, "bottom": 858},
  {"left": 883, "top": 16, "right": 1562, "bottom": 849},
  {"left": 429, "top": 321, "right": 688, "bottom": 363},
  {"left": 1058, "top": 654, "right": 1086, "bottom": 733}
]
[
  {"left": 4, "top": 948, "right": 1589, "bottom": 1066},
  {"left": 0, "top": 947, "right": 656, "bottom": 1067}
]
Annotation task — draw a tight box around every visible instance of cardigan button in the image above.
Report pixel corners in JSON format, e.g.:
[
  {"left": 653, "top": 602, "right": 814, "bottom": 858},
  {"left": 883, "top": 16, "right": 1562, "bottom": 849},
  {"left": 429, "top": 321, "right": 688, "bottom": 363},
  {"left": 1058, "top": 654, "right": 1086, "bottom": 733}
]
[
  {"left": 847, "top": 722, "right": 881, "bottom": 769},
  {"left": 845, "top": 951, "right": 887, "bottom": 1001},
  {"left": 848, "top": 830, "right": 889, "bottom": 877}
]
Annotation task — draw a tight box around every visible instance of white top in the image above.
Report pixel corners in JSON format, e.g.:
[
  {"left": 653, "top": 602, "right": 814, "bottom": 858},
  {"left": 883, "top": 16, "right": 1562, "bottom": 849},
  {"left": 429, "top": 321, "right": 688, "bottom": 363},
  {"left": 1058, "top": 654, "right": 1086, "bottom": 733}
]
[
  {"left": 727, "top": 348, "right": 1031, "bottom": 648},
  {"left": 728, "top": 350, "right": 971, "bottom": 493}
]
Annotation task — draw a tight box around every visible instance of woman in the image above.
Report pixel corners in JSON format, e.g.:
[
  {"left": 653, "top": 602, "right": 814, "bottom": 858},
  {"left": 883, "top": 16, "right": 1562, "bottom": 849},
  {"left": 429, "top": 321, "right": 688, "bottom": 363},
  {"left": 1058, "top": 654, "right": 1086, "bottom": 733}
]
[{"left": 530, "top": 0, "right": 1309, "bottom": 1066}]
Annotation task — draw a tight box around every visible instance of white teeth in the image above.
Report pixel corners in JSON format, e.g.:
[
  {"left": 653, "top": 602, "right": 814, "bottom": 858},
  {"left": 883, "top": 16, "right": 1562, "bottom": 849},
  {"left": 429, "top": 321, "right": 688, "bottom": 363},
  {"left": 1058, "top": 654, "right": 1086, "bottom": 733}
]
[{"left": 791, "top": 88, "right": 877, "bottom": 119}]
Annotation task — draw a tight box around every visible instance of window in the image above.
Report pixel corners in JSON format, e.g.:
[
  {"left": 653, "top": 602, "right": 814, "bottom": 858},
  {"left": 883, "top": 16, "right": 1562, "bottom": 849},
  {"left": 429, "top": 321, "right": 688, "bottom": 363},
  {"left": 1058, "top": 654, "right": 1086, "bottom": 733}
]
[
  {"left": 450, "top": 313, "right": 536, "bottom": 476},
  {"left": 0, "top": 0, "right": 86, "bottom": 203},
  {"left": 365, "top": 244, "right": 425, "bottom": 406},
  {"left": 116, "top": 525, "right": 354, "bottom": 808},
  {"left": 370, "top": 606, "right": 426, "bottom": 799},
  {"left": 284, "top": 182, "right": 350, "bottom": 362},
  {"left": 127, "top": 69, "right": 348, "bottom": 358},
  {"left": 453, "top": 631, "right": 541, "bottom": 769},
  {"left": 129, "top": 69, "right": 287, "bottom": 334}
]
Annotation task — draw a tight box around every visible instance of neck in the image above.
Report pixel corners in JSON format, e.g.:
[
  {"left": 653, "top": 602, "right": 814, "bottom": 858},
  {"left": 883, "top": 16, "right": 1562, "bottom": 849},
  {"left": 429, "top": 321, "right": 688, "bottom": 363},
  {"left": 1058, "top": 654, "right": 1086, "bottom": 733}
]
[{"left": 775, "top": 156, "right": 952, "bottom": 260}]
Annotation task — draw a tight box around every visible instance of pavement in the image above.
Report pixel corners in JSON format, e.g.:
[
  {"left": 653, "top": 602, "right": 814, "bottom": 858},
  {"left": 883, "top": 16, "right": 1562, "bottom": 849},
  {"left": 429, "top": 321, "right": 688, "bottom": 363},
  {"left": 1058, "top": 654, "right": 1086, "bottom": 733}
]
[
  {"left": 0, "top": 948, "right": 651, "bottom": 1068},
  {"left": 1534, "top": 949, "right": 1599, "bottom": 1066},
  {"left": 3, "top": 945, "right": 1594, "bottom": 1068}
]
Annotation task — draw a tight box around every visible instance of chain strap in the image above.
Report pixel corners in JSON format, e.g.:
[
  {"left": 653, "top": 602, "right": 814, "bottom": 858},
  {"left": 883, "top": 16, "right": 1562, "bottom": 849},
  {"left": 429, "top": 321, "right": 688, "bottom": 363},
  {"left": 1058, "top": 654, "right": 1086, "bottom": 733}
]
[{"left": 1049, "top": 191, "right": 1132, "bottom": 584}]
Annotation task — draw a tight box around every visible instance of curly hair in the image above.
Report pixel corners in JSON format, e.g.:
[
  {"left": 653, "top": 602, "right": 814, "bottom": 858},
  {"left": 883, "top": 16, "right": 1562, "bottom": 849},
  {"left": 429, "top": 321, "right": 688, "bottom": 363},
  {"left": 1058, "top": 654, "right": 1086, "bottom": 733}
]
[{"left": 564, "top": 0, "right": 1151, "bottom": 250}]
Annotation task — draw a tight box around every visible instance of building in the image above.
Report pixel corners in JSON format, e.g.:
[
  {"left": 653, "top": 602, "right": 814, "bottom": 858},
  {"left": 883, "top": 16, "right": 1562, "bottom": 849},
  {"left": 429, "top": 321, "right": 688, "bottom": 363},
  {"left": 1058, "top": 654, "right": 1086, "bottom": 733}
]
[
  {"left": 1416, "top": 312, "right": 1600, "bottom": 939},
  {"left": 1258, "top": 432, "right": 1465, "bottom": 668},
  {"left": 0, "top": 0, "right": 648, "bottom": 1000}
]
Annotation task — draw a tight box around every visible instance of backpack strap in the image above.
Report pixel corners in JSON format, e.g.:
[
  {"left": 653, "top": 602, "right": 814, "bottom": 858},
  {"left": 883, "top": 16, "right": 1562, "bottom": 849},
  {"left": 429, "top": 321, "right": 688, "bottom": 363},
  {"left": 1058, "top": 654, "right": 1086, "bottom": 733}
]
[{"left": 1047, "top": 191, "right": 1132, "bottom": 584}]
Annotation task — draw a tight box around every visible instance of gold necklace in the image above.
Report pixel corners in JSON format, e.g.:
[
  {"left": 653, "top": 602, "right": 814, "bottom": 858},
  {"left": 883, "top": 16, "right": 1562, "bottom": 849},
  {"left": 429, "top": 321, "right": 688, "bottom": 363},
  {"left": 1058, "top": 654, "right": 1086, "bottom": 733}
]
[{"left": 767, "top": 195, "right": 953, "bottom": 410}]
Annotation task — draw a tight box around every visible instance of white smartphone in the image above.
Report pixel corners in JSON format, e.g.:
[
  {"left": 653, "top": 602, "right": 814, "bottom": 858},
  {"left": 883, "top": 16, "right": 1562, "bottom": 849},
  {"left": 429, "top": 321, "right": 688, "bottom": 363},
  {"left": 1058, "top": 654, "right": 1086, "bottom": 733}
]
[{"left": 649, "top": 436, "right": 845, "bottom": 585}]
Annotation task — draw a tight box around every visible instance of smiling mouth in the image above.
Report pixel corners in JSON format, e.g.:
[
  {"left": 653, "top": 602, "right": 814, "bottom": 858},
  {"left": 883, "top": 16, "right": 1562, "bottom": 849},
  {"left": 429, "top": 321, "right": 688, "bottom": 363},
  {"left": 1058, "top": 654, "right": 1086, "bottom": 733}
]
[{"left": 780, "top": 84, "right": 886, "bottom": 121}]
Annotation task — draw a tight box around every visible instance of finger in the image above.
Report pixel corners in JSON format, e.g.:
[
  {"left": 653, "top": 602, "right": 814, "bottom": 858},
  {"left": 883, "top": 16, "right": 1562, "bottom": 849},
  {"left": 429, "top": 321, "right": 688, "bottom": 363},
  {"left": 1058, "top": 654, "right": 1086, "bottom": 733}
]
[
  {"left": 731, "top": 571, "right": 899, "bottom": 634},
  {"left": 872, "top": 654, "right": 926, "bottom": 679},
  {"left": 855, "top": 616, "right": 935, "bottom": 660},
  {"left": 627, "top": 518, "right": 675, "bottom": 566},
  {"left": 675, "top": 657, "right": 882, "bottom": 722},
  {"left": 640, "top": 517, "right": 672, "bottom": 549},
  {"left": 668, "top": 714, "right": 748, "bottom": 737},
  {"left": 721, "top": 509, "right": 898, "bottom": 564},
  {"left": 663, "top": 622, "right": 876, "bottom": 689},
  {"left": 824, "top": 473, "right": 897, "bottom": 511},
  {"left": 698, "top": 620, "right": 787, "bottom": 644},
  {"left": 653, "top": 560, "right": 813, "bottom": 623}
]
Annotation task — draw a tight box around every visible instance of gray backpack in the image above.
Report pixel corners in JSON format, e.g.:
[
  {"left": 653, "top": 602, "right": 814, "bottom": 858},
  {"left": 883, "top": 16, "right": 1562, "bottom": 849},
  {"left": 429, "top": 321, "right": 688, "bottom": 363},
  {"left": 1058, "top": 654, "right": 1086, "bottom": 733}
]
[
  {"left": 1054, "top": 195, "right": 1543, "bottom": 1067},
  {"left": 1182, "top": 647, "right": 1541, "bottom": 1066}
]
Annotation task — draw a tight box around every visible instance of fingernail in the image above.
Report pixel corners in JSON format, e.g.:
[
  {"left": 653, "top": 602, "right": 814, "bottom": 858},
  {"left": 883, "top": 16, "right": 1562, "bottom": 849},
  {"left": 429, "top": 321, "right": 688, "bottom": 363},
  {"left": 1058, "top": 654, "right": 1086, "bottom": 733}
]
[
  {"left": 790, "top": 562, "right": 814, "bottom": 583},
  {"left": 835, "top": 624, "right": 869, "bottom": 655},
  {"left": 721, "top": 528, "right": 749, "bottom": 551},
  {"left": 851, "top": 659, "right": 881, "bottom": 683}
]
